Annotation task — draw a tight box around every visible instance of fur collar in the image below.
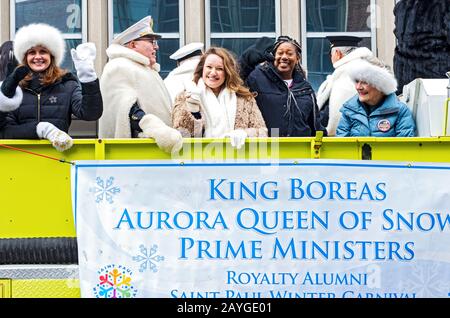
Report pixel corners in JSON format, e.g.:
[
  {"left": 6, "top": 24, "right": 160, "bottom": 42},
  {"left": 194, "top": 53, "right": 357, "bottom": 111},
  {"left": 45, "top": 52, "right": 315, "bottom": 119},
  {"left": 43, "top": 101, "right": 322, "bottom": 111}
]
[
  {"left": 317, "top": 48, "right": 374, "bottom": 109},
  {"left": 333, "top": 47, "right": 373, "bottom": 69},
  {"left": 106, "top": 44, "right": 160, "bottom": 71}
]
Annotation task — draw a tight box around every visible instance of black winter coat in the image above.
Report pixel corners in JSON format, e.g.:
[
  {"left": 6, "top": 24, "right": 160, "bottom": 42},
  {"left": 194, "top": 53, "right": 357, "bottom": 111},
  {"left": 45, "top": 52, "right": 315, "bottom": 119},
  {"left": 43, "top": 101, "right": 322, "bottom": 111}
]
[
  {"left": 394, "top": 0, "right": 450, "bottom": 92},
  {"left": 246, "top": 63, "right": 326, "bottom": 137},
  {"left": 0, "top": 112, "right": 6, "bottom": 130},
  {"left": 1, "top": 73, "right": 103, "bottom": 139}
]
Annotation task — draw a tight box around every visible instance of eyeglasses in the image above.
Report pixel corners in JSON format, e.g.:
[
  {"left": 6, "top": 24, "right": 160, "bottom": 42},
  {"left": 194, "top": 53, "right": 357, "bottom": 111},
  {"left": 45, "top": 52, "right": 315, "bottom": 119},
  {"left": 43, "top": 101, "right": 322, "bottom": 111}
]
[{"left": 136, "top": 38, "right": 158, "bottom": 46}]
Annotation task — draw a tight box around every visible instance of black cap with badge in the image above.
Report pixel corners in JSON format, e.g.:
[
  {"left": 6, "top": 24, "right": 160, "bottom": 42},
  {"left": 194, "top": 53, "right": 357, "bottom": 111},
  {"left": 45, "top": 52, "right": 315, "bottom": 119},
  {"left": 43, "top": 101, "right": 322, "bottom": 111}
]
[{"left": 326, "top": 36, "right": 363, "bottom": 49}]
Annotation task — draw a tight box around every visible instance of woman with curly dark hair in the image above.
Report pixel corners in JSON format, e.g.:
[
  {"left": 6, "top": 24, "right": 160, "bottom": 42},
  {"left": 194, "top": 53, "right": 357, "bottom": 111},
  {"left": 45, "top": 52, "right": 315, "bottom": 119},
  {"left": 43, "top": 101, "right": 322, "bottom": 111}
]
[{"left": 239, "top": 36, "right": 327, "bottom": 137}]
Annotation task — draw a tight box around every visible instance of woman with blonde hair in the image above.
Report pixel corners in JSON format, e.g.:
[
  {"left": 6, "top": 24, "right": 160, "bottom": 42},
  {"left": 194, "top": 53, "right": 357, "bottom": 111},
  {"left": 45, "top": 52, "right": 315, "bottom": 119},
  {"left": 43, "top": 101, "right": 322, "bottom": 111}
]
[
  {"left": 0, "top": 23, "right": 102, "bottom": 151},
  {"left": 173, "top": 47, "right": 267, "bottom": 149}
]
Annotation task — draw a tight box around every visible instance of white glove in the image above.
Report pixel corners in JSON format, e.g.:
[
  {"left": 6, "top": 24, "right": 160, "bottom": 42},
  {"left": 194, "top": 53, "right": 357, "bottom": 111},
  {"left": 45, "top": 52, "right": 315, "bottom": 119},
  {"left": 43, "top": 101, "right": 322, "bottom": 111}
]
[
  {"left": 224, "top": 129, "right": 247, "bottom": 149},
  {"left": 185, "top": 88, "right": 202, "bottom": 113},
  {"left": 138, "top": 114, "right": 183, "bottom": 154},
  {"left": 36, "top": 122, "right": 73, "bottom": 152},
  {"left": 71, "top": 43, "right": 97, "bottom": 83}
]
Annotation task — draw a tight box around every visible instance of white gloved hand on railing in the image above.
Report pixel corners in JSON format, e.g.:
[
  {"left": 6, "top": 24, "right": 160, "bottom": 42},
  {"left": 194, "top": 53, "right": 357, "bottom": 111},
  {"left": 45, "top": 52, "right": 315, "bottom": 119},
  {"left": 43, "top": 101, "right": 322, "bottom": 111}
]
[
  {"left": 138, "top": 114, "right": 183, "bottom": 154},
  {"left": 224, "top": 129, "right": 247, "bottom": 149},
  {"left": 71, "top": 42, "right": 97, "bottom": 83},
  {"left": 36, "top": 122, "right": 73, "bottom": 152}
]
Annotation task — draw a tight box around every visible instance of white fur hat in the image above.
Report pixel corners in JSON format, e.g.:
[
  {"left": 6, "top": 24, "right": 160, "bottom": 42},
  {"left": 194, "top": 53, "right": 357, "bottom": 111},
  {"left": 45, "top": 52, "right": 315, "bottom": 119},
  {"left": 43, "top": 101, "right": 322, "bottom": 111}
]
[
  {"left": 348, "top": 59, "right": 398, "bottom": 95},
  {"left": 14, "top": 23, "right": 66, "bottom": 66}
]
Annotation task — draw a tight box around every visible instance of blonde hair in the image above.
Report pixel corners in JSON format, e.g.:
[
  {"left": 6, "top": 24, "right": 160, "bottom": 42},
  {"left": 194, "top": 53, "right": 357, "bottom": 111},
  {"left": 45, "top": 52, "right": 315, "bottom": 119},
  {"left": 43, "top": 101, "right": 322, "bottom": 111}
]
[{"left": 193, "top": 47, "right": 254, "bottom": 100}]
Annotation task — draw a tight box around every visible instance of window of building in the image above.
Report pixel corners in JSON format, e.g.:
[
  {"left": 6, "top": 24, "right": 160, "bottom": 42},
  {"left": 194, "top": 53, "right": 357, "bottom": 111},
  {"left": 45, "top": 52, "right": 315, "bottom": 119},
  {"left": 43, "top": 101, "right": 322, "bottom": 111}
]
[
  {"left": 11, "top": 0, "right": 87, "bottom": 72},
  {"left": 206, "top": 0, "right": 280, "bottom": 57},
  {"left": 301, "top": 0, "right": 376, "bottom": 90},
  {"left": 109, "top": 0, "right": 184, "bottom": 78}
]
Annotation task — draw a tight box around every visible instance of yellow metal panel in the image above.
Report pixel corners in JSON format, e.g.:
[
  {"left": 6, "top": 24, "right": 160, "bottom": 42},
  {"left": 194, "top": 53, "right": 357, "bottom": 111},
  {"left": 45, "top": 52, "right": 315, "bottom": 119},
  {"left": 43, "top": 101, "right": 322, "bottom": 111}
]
[
  {"left": 11, "top": 279, "right": 80, "bottom": 298},
  {"left": 0, "top": 279, "right": 12, "bottom": 298},
  {"left": 0, "top": 147, "right": 75, "bottom": 238},
  {"left": 1, "top": 137, "right": 450, "bottom": 298}
]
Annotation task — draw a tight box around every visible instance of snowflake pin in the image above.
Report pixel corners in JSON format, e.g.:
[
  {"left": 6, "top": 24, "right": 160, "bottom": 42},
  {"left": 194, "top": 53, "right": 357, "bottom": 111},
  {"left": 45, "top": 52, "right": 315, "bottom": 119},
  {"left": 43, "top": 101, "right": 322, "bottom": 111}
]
[{"left": 49, "top": 96, "right": 58, "bottom": 104}]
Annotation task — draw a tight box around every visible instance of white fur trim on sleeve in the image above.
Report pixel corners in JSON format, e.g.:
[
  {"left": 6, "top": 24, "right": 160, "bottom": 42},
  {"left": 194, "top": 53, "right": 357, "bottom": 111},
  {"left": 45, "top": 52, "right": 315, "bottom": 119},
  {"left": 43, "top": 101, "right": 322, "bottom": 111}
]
[
  {"left": 0, "top": 83, "right": 23, "bottom": 112},
  {"left": 348, "top": 60, "right": 398, "bottom": 95},
  {"left": 139, "top": 114, "right": 183, "bottom": 154}
]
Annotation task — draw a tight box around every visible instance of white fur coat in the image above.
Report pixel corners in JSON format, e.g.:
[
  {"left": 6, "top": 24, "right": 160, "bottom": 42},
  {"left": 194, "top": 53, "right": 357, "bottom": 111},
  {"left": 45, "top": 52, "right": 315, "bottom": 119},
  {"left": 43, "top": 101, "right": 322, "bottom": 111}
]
[
  {"left": 164, "top": 56, "right": 201, "bottom": 104},
  {"left": 317, "top": 47, "right": 373, "bottom": 136},
  {"left": 99, "top": 44, "right": 172, "bottom": 138}
]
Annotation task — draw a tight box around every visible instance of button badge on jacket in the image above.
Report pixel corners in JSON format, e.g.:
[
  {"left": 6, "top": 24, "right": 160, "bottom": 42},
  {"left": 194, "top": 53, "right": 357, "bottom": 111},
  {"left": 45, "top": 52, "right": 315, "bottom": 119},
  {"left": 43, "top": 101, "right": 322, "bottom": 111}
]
[{"left": 377, "top": 119, "right": 391, "bottom": 132}]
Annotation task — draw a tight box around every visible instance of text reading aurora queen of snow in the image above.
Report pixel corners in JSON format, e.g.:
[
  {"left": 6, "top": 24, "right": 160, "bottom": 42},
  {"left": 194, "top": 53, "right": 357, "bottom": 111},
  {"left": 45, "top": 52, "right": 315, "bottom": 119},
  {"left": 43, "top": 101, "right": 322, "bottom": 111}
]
[{"left": 114, "top": 178, "right": 450, "bottom": 261}]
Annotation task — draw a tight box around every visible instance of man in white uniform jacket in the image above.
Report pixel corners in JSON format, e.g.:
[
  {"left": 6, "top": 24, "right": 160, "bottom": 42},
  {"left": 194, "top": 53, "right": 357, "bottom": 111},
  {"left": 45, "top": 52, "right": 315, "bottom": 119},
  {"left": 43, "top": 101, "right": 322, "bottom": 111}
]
[
  {"left": 164, "top": 42, "right": 204, "bottom": 104},
  {"left": 317, "top": 36, "right": 373, "bottom": 136},
  {"left": 99, "top": 16, "right": 182, "bottom": 154}
]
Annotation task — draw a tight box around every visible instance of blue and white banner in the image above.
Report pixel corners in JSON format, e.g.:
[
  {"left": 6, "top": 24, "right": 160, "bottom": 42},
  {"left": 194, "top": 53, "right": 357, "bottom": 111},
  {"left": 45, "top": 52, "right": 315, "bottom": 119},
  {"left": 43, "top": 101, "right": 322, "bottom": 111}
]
[{"left": 71, "top": 160, "right": 450, "bottom": 298}]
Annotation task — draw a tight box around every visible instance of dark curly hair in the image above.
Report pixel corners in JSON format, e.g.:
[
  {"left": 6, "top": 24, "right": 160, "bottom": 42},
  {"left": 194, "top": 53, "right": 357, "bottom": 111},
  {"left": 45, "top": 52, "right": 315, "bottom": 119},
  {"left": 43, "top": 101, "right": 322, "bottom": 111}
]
[
  {"left": 272, "top": 35, "right": 302, "bottom": 56},
  {"left": 271, "top": 35, "right": 306, "bottom": 78}
]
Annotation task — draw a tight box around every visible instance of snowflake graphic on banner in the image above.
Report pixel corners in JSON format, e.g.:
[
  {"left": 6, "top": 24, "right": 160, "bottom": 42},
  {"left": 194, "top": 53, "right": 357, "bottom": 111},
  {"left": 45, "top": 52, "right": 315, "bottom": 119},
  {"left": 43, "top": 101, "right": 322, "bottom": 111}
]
[
  {"left": 89, "top": 177, "right": 120, "bottom": 204},
  {"left": 400, "top": 262, "right": 450, "bottom": 297},
  {"left": 132, "top": 244, "right": 165, "bottom": 273},
  {"left": 93, "top": 265, "right": 137, "bottom": 298}
]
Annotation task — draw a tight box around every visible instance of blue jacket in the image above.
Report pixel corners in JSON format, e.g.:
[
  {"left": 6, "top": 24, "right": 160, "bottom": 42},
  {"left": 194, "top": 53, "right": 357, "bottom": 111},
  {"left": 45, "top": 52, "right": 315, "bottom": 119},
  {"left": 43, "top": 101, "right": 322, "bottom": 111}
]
[
  {"left": 245, "top": 63, "right": 326, "bottom": 137},
  {"left": 336, "top": 93, "right": 416, "bottom": 137}
]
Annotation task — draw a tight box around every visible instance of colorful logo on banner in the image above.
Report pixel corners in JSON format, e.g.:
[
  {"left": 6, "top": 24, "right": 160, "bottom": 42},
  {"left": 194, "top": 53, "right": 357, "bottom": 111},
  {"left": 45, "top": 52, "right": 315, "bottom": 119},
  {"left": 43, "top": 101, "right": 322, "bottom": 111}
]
[{"left": 93, "top": 264, "right": 137, "bottom": 298}]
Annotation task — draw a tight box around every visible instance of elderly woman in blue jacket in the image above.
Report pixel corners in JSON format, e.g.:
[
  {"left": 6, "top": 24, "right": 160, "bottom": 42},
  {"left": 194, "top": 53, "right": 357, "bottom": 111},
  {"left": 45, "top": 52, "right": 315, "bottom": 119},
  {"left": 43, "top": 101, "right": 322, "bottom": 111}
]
[
  {"left": 336, "top": 58, "right": 416, "bottom": 137},
  {"left": 239, "top": 36, "right": 326, "bottom": 137}
]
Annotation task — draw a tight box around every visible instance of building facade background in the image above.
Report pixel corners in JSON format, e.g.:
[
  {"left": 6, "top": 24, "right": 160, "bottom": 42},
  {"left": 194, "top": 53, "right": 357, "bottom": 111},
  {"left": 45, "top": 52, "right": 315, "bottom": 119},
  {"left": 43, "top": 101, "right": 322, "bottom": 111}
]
[{"left": 0, "top": 0, "right": 396, "bottom": 137}]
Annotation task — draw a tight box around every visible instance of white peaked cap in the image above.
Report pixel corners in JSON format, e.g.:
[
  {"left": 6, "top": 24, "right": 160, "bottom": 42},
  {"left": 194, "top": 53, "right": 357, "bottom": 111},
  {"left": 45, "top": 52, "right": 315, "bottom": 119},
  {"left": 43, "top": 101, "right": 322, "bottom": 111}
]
[
  {"left": 170, "top": 42, "right": 204, "bottom": 61},
  {"left": 113, "top": 16, "right": 161, "bottom": 45}
]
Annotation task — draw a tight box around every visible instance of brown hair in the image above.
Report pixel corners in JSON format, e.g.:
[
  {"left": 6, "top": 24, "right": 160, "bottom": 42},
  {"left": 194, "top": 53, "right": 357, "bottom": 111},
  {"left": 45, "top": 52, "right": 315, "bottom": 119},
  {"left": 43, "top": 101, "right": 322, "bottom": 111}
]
[
  {"left": 20, "top": 51, "right": 67, "bottom": 88},
  {"left": 193, "top": 47, "right": 254, "bottom": 100}
]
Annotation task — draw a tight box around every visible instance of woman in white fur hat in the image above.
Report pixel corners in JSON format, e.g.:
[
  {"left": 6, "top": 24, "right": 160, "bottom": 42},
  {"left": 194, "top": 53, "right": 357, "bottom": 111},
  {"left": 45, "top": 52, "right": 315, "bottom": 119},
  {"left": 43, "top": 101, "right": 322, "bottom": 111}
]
[
  {"left": 0, "top": 23, "right": 103, "bottom": 151},
  {"left": 336, "top": 57, "right": 416, "bottom": 137}
]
